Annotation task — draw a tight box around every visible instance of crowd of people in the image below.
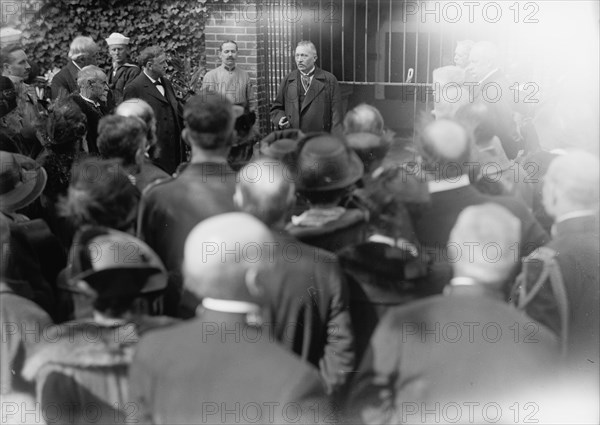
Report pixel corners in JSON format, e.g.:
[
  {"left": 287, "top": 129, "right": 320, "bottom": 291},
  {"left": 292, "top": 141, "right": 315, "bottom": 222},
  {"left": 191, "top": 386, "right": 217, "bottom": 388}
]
[{"left": 1, "top": 28, "right": 599, "bottom": 425}]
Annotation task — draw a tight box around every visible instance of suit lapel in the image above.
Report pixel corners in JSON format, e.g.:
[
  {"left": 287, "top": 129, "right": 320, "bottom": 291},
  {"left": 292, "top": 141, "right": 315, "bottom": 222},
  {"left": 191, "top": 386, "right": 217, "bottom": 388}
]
[
  {"left": 162, "top": 79, "right": 180, "bottom": 115},
  {"left": 140, "top": 73, "right": 169, "bottom": 104},
  {"left": 301, "top": 69, "right": 325, "bottom": 112}
]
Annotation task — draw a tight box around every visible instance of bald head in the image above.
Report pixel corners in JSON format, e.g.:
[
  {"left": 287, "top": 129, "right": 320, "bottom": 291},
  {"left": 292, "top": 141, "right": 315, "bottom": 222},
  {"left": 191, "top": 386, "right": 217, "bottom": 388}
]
[
  {"left": 420, "top": 119, "right": 471, "bottom": 179},
  {"left": 543, "top": 151, "right": 600, "bottom": 216},
  {"left": 183, "top": 212, "right": 275, "bottom": 302},
  {"left": 449, "top": 203, "right": 521, "bottom": 285},
  {"left": 343, "top": 103, "right": 385, "bottom": 136},
  {"left": 116, "top": 98, "right": 157, "bottom": 147},
  {"left": 235, "top": 158, "right": 295, "bottom": 227}
]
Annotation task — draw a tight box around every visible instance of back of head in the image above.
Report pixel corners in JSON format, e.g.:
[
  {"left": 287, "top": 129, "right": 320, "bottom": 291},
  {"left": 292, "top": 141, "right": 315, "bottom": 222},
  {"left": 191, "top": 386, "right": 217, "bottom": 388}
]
[
  {"left": 183, "top": 96, "right": 234, "bottom": 150},
  {"left": 183, "top": 212, "right": 274, "bottom": 303},
  {"left": 46, "top": 99, "right": 87, "bottom": 149},
  {"left": 455, "top": 101, "right": 498, "bottom": 147},
  {"left": 68, "top": 36, "right": 98, "bottom": 61},
  {"left": 138, "top": 46, "right": 164, "bottom": 68},
  {"left": 115, "top": 98, "right": 156, "bottom": 148},
  {"left": 235, "top": 158, "right": 295, "bottom": 227},
  {"left": 76, "top": 65, "right": 105, "bottom": 88},
  {"left": 432, "top": 65, "right": 466, "bottom": 86},
  {"left": 60, "top": 157, "right": 139, "bottom": 231},
  {"left": 343, "top": 103, "right": 385, "bottom": 136},
  {"left": 419, "top": 119, "right": 472, "bottom": 180},
  {"left": 545, "top": 151, "right": 600, "bottom": 211},
  {"left": 0, "top": 75, "right": 17, "bottom": 118},
  {"left": 449, "top": 203, "right": 521, "bottom": 284},
  {"left": 97, "top": 114, "right": 147, "bottom": 166},
  {"left": 431, "top": 66, "right": 467, "bottom": 120}
]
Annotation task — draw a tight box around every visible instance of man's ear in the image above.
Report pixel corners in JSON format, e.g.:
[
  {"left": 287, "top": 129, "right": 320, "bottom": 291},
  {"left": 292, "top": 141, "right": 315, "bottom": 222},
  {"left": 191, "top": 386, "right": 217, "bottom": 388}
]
[
  {"left": 244, "top": 268, "right": 263, "bottom": 298},
  {"left": 74, "top": 280, "right": 97, "bottom": 298},
  {"left": 233, "top": 185, "right": 244, "bottom": 209}
]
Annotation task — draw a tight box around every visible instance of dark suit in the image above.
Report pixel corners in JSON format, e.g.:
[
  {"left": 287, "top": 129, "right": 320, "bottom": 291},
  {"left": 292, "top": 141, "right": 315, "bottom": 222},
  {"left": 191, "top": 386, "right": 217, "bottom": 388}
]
[
  {"left": 51, "top": 61, "right": 79, "bottom": 100},
  {"left": 266, "top": 231, "right": 355, "bottom": 395},
  {"left": 123, "top": 72, "right": 184, "bottom": 174},
  {"left": 519, "top": 214, "right": 599, "bottom": 369},
  {"left": 345, "top": 285, "right": 558, "bottom": 424},
  {"left": 270, "top": 67, "right": 342, "bottom": 134},
  {"left": 69, "top": 93, "right": 106, "bottom": 154},
  {"left": 129, "top": 310, "right": 327, "bottom": 425},
  {"left": 473, "top": 70, "right": 522, "bottom": 159},
  {"left": 415, "top": 184, "right": 549, "bottom": 260},
  {"left": 137, "top": 162, "right": 238, "bottom": 316}
]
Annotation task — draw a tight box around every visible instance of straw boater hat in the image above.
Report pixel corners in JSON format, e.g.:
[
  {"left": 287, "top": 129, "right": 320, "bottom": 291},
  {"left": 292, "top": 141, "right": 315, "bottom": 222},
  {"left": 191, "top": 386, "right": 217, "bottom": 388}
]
[
  {"left": 0, "top": 151, "right": 47, "bottom": 213},
  {"left": 105, "top": 32, "right": 130, "bottom": 46}
]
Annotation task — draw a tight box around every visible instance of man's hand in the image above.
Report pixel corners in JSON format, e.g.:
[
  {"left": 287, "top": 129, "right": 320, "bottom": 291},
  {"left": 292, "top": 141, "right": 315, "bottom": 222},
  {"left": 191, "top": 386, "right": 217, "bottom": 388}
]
[{"left": 278, "top": 116, "right": 290, "bottom": 129}]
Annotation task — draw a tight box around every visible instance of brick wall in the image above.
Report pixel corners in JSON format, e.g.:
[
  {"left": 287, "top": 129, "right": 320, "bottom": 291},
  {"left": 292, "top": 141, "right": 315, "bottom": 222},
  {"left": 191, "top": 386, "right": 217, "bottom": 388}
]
[{"left": 205, "top": 1, "right": 269, "bottom": 133}]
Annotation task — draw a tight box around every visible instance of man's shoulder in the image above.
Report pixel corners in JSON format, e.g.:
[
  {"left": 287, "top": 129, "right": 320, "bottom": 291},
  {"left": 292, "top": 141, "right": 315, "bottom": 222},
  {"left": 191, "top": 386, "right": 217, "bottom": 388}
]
[{"left": 315, "top": 67, "right": 339, "bottom": 82}]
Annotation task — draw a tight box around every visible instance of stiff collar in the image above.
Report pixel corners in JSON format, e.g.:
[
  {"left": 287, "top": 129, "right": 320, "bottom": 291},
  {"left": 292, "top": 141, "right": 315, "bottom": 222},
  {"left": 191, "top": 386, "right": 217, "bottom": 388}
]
[
  {"left": 72, "top": 60, "right": 82, "bottom": 71},
  {"left": 428, "top": 174, "right": 470, "bottom": 194},
  {"left": 478, "top": 68, "right": 500, "bottom": 85},
  {"left": 80, "top": 94, "right": 100, "bottom": 108},
  {"left": 300, "top": 67, "right": 316, "bottom": 77},
  {"left": 555, "top": 210, "right": 597, "bottom": 225},
  {"left": 201, "top": 298, "right": 260, "bottom": 314},
  {"left": 143, "top": 70, "right": 161, "bottom": 85}
]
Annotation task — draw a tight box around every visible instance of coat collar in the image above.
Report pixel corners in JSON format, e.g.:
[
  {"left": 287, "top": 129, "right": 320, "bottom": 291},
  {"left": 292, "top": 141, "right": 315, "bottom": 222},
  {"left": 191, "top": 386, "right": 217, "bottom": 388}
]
[
  {"left": 139, "top": 72, "right": 169, "bottom": 104},
  {"left": 553, "top": 213, "right": 599, "bottom": 238}
]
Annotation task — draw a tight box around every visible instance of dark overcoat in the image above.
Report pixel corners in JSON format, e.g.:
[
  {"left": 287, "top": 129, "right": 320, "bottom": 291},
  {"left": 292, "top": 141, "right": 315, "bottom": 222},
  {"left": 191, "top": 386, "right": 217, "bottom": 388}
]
[
  {"left": 123, "top": 72, "right": 184, "bottom": 174},
  {"left": 270, "top": 67, "right": 343, "bottom": 134}
]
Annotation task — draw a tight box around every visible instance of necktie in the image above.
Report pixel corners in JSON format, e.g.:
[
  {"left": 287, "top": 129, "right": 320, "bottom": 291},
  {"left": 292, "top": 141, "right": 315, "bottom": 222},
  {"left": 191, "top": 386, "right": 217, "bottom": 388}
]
[
  {"left": 301, "top": 73, "right": 312, "bottom": 93},
  {"left": 154, "top": 79, "right": 165, "bottom": 96}
]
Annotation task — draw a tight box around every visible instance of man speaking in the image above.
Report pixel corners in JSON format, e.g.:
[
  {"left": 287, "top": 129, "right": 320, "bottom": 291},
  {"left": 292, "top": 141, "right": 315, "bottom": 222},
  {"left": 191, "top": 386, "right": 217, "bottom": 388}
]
[{"left": 270, "top": 40, "right": 342, "bottom": 133}]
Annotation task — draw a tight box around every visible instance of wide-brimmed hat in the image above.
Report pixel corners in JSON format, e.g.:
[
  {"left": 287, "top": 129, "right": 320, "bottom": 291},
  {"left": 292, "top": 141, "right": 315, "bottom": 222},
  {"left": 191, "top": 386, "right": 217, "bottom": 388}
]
[
  {"left": 105, "top": 32, "right": 130, "bottom": 46},
  {"left": 296, "top": 134, "right": 363, "bottom": 192},
  {"left": 67, "top": 226, "right": 167, "bottom": 295},
  {"left": 0, "top": 151, "right": 47, "bottom": 213}
]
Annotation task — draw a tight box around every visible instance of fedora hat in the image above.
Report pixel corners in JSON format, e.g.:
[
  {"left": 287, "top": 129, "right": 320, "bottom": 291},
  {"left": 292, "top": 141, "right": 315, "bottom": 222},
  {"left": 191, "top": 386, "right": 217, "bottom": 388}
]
[
  {"left": 66, "top": 226, "right": 167, "bottom": 295},
  {"left": 296, "top": 134, "right": 363, "bottom": 192},
  {"left": 0, "top": 151, "right": 47, "bottom": 213}
]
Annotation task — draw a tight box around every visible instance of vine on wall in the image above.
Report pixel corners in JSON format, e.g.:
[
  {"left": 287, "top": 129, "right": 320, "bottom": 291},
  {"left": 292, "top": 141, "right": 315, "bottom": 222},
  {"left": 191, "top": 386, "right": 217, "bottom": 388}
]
[{"left": 8, "top": 0, "right": 215, "bottom": 99}]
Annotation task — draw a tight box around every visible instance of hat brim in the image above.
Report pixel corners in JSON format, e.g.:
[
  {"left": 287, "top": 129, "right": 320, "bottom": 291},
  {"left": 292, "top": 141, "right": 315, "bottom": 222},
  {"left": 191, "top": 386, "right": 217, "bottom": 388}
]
[
  {"left": 64, "top": 267, "right": 167, "bottom": 294},
  {"left": 296, "top": 150, "right": 364, "bottom": 192},
  {"left": 0, "top": 165, "right": 47, "bottom": 213}
]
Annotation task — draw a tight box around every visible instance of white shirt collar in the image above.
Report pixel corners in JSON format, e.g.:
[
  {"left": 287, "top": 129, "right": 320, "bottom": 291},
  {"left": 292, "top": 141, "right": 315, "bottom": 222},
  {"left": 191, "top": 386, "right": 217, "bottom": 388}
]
[
  {"left": 555, "top": 210, "right": 597, "bottom": 225},
  {"left": 478, "top": 68, "right": 499, "bottom": 85},
  {"left": 143, "top": 70, "right": 159, "bottom": 84},
  {"left": 449, "top": 277, "right": 478, "bottom": 286},
  {"left": 300, "top": 67, "right": 316, "bottom": 77},
  {"left": 80, "top": 94, "right": 100, "bottom": 108},
  {"left": 428, "top": 174, "right": 470, "bottom": 194},
  {"left": 201, "top": 297, "right": 260, "bottom": 314}
]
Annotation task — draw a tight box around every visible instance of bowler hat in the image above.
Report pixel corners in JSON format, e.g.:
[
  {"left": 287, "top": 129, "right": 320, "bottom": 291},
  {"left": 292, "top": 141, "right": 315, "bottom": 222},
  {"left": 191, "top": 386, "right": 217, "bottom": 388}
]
[
  {"left": 67, "top": 226, "right": 167, "bottom": 294},
  {"left": 296, "top": 134, "right": 363, "bottom": 192},
  {"left": 0, "top": 151, "right": 47, "bottom": 213}
]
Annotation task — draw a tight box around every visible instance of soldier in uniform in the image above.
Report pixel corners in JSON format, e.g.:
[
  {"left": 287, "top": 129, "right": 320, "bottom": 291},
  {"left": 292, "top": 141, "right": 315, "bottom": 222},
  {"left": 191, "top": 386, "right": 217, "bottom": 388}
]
[{"left": 105, "top": 32, "right": 141, "bottom": 106}]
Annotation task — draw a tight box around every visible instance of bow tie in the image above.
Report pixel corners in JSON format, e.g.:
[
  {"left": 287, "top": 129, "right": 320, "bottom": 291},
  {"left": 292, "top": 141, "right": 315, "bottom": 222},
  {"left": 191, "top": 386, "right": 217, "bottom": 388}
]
[{"left": 154, "top": 79, "right": 163, "bottom": 86}]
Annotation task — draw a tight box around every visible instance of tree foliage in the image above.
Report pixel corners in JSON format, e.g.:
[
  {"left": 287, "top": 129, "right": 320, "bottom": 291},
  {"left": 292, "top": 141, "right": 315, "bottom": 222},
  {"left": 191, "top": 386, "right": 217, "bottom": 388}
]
[{"left": 12, "top": 0, "right": 212, "bottom": 98}]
